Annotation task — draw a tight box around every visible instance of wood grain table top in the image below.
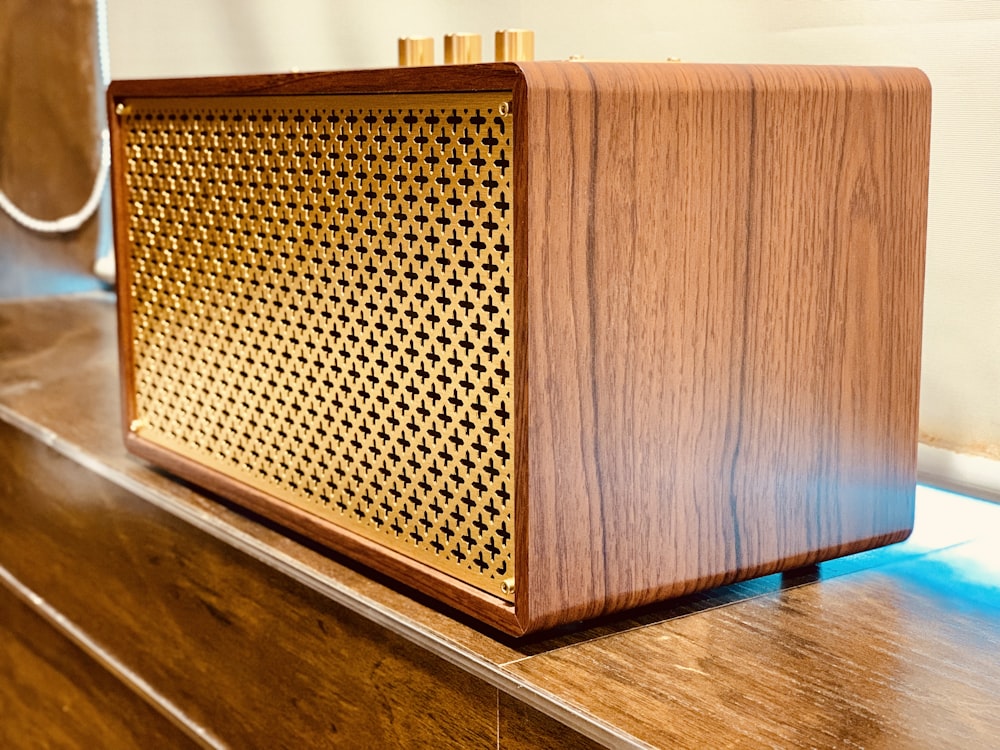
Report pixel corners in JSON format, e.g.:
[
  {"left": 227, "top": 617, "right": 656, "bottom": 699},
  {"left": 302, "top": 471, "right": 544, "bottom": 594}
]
[{"left": 1, "top": 292, "right": 998, "bottom": 748}]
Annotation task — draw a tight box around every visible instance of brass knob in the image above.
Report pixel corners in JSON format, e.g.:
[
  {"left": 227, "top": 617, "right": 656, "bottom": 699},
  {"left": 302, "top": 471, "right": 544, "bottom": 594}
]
[
  {"left": 495, "top": 29, "right": 535, "bottom": 62},
  {"left": 398, "top": 36, "right": 434, "bottom": 67},
  {"left": 444, "top": 33, "right": 482, "bottom": 64}
]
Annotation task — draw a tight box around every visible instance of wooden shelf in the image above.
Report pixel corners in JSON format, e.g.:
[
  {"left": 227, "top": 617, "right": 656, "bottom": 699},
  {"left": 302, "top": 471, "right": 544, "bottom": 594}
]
[{"left": 2, "top": 292, "right": 999, "bottom": 748}]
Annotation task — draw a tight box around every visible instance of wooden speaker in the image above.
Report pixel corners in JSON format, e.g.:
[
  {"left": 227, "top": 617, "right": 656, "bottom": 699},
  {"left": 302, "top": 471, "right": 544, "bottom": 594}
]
[{"left": 108, "top": 62, "right": 931, "bottom": 635}]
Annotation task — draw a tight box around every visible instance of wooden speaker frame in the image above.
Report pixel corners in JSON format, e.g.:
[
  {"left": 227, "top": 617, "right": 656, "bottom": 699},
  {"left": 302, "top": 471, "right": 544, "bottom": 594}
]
[{"left": 109, "top": 62, "right": 931, "bottom": 635}]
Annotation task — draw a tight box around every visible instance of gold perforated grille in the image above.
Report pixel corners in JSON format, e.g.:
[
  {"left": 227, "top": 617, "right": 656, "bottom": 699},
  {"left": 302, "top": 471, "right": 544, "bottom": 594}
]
[{"left": 118, "top": 92, "right": 515, "bottom": 599}]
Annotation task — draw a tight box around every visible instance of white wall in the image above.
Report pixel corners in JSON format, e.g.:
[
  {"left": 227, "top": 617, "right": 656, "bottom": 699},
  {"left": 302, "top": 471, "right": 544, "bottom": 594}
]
[{"left": 106, "top": 0, "right": 1000, "bottom": 479}]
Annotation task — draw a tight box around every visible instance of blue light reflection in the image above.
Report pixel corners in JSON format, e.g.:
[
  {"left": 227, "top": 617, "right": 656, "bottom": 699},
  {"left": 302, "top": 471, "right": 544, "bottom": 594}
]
[{"left": 903, "top": 487, "right": 1000, "bottom": 616}]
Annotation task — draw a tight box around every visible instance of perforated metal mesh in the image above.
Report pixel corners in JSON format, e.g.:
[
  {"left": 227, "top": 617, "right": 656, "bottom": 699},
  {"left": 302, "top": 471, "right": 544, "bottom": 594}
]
[{"left": 119, "top": 92, "right": 515, "bottom": 599}]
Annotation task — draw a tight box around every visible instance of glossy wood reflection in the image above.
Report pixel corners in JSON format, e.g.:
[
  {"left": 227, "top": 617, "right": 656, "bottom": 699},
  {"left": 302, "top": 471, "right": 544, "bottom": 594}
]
[
  {"left": 0, "top": 584, "right": 199, "bottom": 750},
  {"left": 0, "top": 422, "right": 497, "bottom": 749},
  {"left": 505, "top": 551, "right": 1000, "bottom": 748},
  {"left": 498, "top": 694, "right": 608, "bottom": 750}
]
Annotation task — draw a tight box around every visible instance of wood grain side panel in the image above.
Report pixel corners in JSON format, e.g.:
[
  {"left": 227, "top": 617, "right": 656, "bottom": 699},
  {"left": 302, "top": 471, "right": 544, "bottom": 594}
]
[
  {"left": 731, "top": 66, "right": 929, "bottom": 567},
  {"left": 520, "top": 62, "right": 755, "bottom": 627},
  {"left": 518, "top": 63, "right": 928, "bottom": 630},
  {"left": 0, "top": 421, "right": 499, "bottom": 748},
  {"left": 0, "top": 584, "right": 200, "bottom": 750}
]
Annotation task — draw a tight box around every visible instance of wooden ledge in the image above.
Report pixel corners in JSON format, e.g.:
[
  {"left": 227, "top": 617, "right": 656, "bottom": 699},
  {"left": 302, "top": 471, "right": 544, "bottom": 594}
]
[{"left": 1, "top": 293, "right": 999, "bottom": 748}]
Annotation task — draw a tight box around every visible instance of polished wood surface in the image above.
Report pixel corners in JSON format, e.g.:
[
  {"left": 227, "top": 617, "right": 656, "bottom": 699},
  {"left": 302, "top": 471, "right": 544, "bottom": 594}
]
[
  {"left": 0, "top": 0, "right": 103, "bottom": 299},
  {"left": 506, "top": 543, "right": 1000, "bottom": 748},
  {"left": 1, "top": 294, "right": 1000, "bottom": 747},
  {"left": 0, "top": 584, "right": 199, "bottom": 750},
  {"left": 0, "top": 421, "right": 497, "bottom": 749},
  {"left": 108, "top": 62, "right": 931, "bottom": 634},
  {"left": 498, "top": 694, "right": 605, "bottom": 750}
]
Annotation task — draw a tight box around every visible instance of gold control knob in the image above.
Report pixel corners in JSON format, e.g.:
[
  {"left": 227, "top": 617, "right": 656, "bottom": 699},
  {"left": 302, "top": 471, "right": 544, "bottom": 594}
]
[
  {"left": 444, "top": 33, "right": 482, "bottom": 64},
  {"left": 398, "top": 36, "right": 434, "bottom": 67},
  {"left": 495, "top": 29, "right": 535, "bottom": 62}
]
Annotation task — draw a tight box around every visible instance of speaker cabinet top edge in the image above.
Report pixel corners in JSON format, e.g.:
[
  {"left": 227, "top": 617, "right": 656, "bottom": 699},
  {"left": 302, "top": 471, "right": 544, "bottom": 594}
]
[
  {"left": 107, "top": 63, "right": 528, "bottom": 101},
  {"left": 107, "top": 61, "right": 930, "bottom": 105}
]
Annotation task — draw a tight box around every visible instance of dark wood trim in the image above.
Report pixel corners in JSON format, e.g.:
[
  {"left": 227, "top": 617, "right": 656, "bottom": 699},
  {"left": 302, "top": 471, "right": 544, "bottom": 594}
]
[
  {"left": 107, "top": 89, "right": 138, "bottom": 439},
  {"left": 107, "top": 64, "right": 524, "bottom": 100}
]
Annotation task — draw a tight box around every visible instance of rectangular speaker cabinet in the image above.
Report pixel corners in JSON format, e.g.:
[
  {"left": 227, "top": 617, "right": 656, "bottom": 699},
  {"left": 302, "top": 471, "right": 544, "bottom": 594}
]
[{"left": 108, "top": 62, "right": 931, "bottom": 636}]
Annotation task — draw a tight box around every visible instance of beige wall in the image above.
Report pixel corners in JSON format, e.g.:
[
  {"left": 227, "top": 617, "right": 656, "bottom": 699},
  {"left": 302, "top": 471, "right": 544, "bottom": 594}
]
[{"left": 106, "top": 1, "right": 1000, "bottom": 477}]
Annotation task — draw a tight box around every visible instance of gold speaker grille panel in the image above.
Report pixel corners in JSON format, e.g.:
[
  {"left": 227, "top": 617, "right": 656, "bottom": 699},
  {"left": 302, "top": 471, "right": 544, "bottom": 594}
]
[{"left": 119, "top": 92, "right": 515, "bottom": 600}]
